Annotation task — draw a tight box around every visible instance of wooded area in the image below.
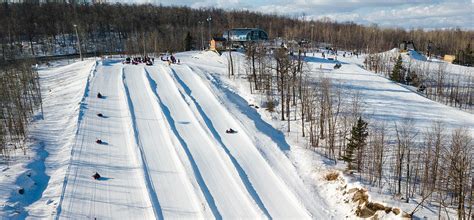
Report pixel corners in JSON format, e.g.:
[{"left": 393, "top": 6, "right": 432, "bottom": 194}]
[
  {"left": 365, "top": 52, "right": 473, "bottom": 111},
  {"left": 0, "top": 2, "right": 472, "bottom": 218},
  {"left": 1, "top": 2, "right": 473, "bottom": 60},
  {"left": 239, "top": 43, "right": 473, "bottom": 219},
  {"left": 0, "top": 60, "right": 42, "bottom": 159}
]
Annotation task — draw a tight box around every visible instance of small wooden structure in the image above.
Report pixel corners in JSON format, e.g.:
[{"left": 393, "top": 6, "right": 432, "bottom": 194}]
[
  {"left": 210, "top": 37, "right": 227, "bottom": 52},
  {"left": 443, "top": 55, "right": 456, "bottom": 63}
]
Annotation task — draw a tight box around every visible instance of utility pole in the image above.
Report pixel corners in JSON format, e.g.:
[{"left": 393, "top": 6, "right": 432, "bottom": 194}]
[
  {"left": 427, "top": 40, "right": 432, "bottom": 59},
  {"left": 108, "top": 27, "right": 114, "bottom": 56},
  {"left": 227, "top": 30, "right": 234, "bottom": 77},
  {"left": 73, "top": 24, "right": 83, "bottom": 61},
  {"left": 143, "top": 31, "right": 146, "bottom": 57},
  {"left": 311, "top": 23, "right": 314, "bottom": 50},
  {"left": 198, "top": 21, "right": 204, "bottom": 50},
  {"left": 207, "top": 16, "right": 212, "bottom": 48}
]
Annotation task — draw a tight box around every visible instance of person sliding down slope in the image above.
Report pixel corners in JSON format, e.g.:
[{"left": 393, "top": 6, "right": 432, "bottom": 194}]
[
  {"left": 226, "top": 128, "right": 237, "bottom": 134},
  {"left": 97, "top": 92, "right": 103, "bottom": 99},
  {"left": 92, "top": 172, "right": 101, "bottom": 180}
]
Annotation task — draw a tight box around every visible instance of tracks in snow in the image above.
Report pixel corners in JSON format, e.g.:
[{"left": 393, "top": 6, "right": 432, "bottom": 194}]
[
  {"left": 144, "top": 65, "right": 263, "bottom": 219},
  {"left": 166, "top": 64, "right": 312, "bottom": 219},
  {"left": 58, "top": 61, "right": 317, "bottom": 219},
  {"left": 122, "top": 65, "right": 209, "bottom": 219},
  {"left": 59, "top": 62, "right": 155, "bottom": 220}
]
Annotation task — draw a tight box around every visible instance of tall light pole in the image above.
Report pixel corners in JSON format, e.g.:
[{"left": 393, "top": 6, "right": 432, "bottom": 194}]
[
  {"left": 73, "top": 24, "right": 83, "bottom": 61},
  {"left": 143, "top": 31, "right": 146, "bottom": 57},
  {"left": 207, "top": 16, "right": 212, "bottom": 47},
  {"left": 198, "top": 21, "right": 204, "bottom": 50},
  {"left": 109, "top": 27, "right": 114, "bottom": 55},
  {"left": 310, "top": 23, "right": 314, "bottom": 50}
]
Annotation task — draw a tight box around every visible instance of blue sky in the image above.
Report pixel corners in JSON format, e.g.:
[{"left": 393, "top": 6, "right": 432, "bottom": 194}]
[{"left": 115, "top": 0, "right": 474, "bottom": 29}]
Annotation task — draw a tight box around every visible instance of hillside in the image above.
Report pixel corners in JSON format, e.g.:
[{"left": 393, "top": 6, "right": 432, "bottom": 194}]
[{"left": 0, "top": 49, "right": 472, "bottom": 219}]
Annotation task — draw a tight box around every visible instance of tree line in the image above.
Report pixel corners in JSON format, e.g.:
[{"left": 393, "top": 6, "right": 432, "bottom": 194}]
[
  {"left": 1, "top": 2, "right": 473, "bottom": 60},
  {"left": 1, "top": 1, "right": 472, "bottom": 217},
  {"left": 0, "top": 59, "right": 42, "bottom": 160}
]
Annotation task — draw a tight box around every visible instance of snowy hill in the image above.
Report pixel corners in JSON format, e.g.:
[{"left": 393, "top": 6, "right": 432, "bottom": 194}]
[
  {"left": 0, "top": 54, "right": 352, "bottom": 219},
  {"left": 1, "top": 50, "right": 472, "bottom": 219}
]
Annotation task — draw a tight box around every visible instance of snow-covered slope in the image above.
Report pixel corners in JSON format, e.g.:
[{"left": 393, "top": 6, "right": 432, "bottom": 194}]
[
  {"left": 2, "top": 49, "right": 471, "bottom": 219},
  {"left": 167, "top": 64, "right": 314, "bottom": 218},
  {"left": 57, "top": 61, "right": 155, "bottom": 219},
  {"left": 333, "top": 54, "right": 474, "bottom": 133},
  {"left": 1, "top": 60, "right": 95, "bottom": 218},
  {"left": 7, "top": 56, "right": 334, "bottom": 219},
  {"left": 174, "top": 50, "right": 473, "bottom": 219},
  {"left": 122, "top": 65, "right": 210, "bottom": 219},
  {"left": 145, "top": 64, "right": 265, "bottom": 219}
]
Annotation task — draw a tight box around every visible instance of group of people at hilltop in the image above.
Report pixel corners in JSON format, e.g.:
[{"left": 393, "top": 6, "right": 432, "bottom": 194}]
[
  {"left": 123, "top": 56, "right": 154, "bottom": 65},
  {"left": 121, "top": 53, "right": 183, "bottom": 66}
]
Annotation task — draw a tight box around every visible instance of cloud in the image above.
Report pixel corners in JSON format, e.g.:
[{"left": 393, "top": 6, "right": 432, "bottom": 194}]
[
  {"left": 190, "top": 0, "right": 244, "bottom": 8},
  {"left": 308, "top": 1, "right": 473, "bottom": 29},
  {"left": 111, "top": 0, "right": 473, "bottom": 29}
]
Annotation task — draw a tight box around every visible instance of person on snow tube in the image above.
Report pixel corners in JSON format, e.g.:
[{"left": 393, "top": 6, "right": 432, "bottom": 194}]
[
  {"left": 92, "top": 172, "right": 101, "bottom": 180},
  {"left": 226, "top": 128, "right": 236, "bottom": 134}
]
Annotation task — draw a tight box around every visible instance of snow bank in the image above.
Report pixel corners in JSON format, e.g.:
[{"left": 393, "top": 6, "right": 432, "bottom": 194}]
[{"left": 0, "top": 59, "right": 96, "bottom": 219}]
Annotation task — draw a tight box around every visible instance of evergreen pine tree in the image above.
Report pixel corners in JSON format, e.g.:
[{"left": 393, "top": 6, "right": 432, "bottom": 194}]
[
  {"left": 184, "top": 32, "right": 193, "bottom": 51},
  {"left": 342, "top": 117, "right": 368, "bottom": 170},
  {"left": 391, "top": 54, "right": 403, "bottom": 82}
]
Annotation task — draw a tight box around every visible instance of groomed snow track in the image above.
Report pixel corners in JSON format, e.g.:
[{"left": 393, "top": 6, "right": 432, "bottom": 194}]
[{"left": 56, "top": 60, "right": 324, "bottom": 219}]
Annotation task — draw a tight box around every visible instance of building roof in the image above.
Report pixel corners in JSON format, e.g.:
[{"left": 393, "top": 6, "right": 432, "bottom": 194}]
[
  {"left": 212, "top": 37, "right": 227, "bottom": 41},
  {"left": 223, "top": 28, "right": 268, "bottom": 42},
  {"left": 225, "top": 28, "right": 263, "bottom": 35}
]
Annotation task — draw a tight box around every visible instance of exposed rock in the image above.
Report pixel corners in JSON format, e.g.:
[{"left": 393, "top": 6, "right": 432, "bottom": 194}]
[
  {"left": 352, "top": 189, "right": 369, "bottom": 205},
  {"left": 392, "top": 208, "right": 401, "bottom": 215},
  {"left": 325, "top": 171, "right": 340, "bottom": 181},
  {"left": 356, "top": 205, "right": 375, "bottom": 218},
  {"left": 366, "top": 202, "right": 386, "bottom": 211},
  {"left": 347, "top": 188, "right": 359, "bottom": 194}
]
